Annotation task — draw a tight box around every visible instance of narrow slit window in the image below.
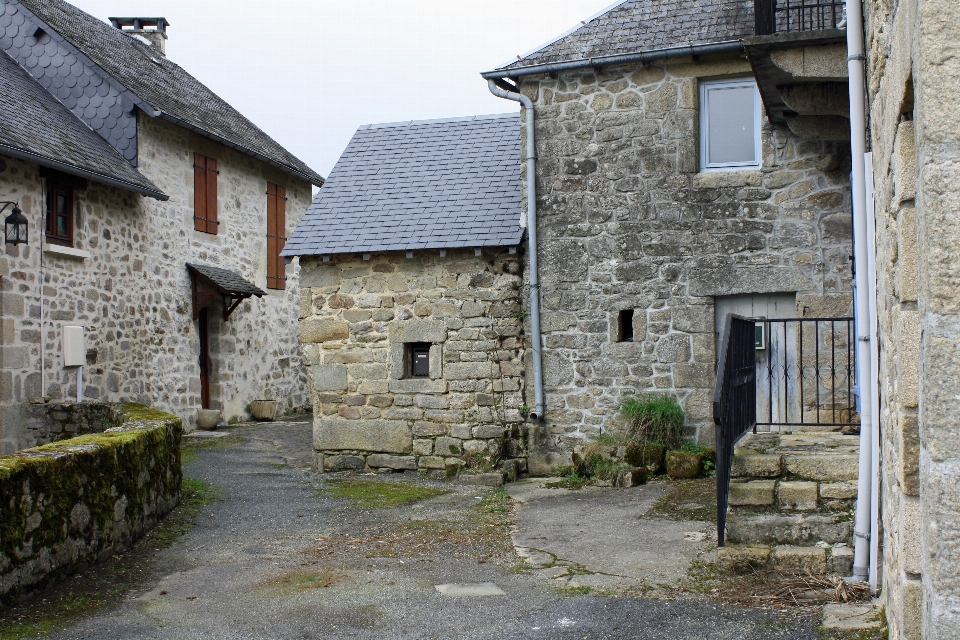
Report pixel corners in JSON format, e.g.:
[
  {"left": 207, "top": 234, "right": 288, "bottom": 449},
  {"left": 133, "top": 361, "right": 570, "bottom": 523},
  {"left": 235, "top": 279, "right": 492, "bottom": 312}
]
[
  {"left": 619, "top": 310, "right": 635, "bottom": 342},
  {"left": 407, "top": 343, "right": 431, "bottom": 377}
]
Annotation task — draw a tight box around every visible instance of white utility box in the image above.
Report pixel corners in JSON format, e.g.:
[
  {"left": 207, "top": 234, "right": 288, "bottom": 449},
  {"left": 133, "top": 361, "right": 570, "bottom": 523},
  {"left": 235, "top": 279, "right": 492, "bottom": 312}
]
[{"left": 63, "top": 325, "right": 86, "bottom": 367}]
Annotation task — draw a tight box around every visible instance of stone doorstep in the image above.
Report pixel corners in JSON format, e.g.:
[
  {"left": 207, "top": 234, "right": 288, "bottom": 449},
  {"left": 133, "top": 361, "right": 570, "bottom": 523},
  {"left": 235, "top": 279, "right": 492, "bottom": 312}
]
[
  {"left": 771, "top": 545, "right": 826, "bottom": 574},
  {"left": 718, "top": 543, "right": 853, "bottom": 576},
  {"left": 821, "top": 601, "right": 884, "bottom": 632},
  {"left": 726, "top": 513, "right": 853, "bottom": 546}
]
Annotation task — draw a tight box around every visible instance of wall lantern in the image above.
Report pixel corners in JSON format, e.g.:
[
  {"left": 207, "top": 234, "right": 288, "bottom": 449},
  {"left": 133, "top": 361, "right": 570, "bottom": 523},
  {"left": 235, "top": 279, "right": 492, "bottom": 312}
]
[{"left": 1, "top": 202, "right": 28, "bottom": 246}]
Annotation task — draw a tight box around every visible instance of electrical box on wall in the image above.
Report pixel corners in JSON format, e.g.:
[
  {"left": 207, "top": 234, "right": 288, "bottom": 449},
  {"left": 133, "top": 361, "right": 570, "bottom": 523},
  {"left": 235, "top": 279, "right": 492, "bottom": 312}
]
[{"left": 63, "top": 326, "right": 85, "bottom": 367}]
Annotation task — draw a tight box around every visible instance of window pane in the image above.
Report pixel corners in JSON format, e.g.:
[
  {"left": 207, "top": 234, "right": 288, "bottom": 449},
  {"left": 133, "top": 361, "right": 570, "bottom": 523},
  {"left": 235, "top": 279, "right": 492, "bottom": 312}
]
[
  {"left": 707, "top": 85, "right": 756, "bottom": 165},
  {"left": 57, "top": 214, "right": 67, "bottom": 237}
]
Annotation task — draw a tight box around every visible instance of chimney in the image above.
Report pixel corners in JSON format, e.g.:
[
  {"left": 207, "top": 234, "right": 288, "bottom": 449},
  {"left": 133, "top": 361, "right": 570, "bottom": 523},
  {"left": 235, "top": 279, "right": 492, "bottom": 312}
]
[{"left": 109, "top": 17, "right": 169, "bottom": 55}]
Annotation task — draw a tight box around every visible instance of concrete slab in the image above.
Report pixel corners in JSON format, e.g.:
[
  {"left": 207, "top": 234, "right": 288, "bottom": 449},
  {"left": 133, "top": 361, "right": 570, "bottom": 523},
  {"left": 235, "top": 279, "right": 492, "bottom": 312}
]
[
  {"left": 507, "top": 480, "right": 713, "bottom": 588},
  {"left": 183, "top": 431, "right": 229, "bottom": 439},
  {"left": 434, "top": 582, "right": 506, "bottom": 597},
  {"left": 821, "top": 602, "right": 884, "bottom": 631}
]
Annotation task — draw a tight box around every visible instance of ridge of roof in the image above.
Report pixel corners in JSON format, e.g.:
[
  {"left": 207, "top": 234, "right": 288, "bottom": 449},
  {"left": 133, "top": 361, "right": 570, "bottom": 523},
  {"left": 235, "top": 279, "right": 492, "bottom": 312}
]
[
  {"left": 0, "top": 48, "right": 166, "bottom": 199},
  {"left": 13, "top": 0, "right": 324, "bottom": 186},
  {"left": 358, "top": 112, "right": 518, "bottom": 131}
]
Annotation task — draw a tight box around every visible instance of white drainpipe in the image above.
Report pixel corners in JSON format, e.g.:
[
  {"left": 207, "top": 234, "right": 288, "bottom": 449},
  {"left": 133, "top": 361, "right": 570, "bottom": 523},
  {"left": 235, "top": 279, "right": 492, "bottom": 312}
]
[
  {"left": 487, "top": 79, "right": 545, "bottom": 420},
  {"left": 845, "top": 0, "right": 879, "bottom": 592}
]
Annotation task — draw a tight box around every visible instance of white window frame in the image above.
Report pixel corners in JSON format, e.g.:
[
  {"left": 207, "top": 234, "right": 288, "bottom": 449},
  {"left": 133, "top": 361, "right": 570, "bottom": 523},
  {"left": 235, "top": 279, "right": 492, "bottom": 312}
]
[{"left": 699, "top": 78, "right": 763, "bottom": 172}]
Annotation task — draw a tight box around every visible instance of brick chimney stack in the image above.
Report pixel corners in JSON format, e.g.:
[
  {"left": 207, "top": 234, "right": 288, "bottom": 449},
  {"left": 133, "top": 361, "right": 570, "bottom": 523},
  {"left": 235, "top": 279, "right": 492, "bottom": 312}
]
[{"left": 109, "top": 17, "right": 169, "bottom": 56}]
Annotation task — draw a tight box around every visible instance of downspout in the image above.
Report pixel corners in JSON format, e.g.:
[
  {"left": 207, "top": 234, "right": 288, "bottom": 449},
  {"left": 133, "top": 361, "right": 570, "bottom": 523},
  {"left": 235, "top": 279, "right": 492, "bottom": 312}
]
[
  {"left": 487, "top": 79, "right": 545, "bottom": 420},
  {"left": 845, "top": 0, "right": 878, "bottom": 591}
]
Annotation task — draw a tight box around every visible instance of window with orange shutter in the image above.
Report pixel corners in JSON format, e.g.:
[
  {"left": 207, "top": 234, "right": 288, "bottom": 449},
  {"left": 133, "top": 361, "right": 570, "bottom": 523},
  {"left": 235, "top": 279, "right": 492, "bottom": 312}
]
[
  {"left": 266, "top": 182, "right": 287, "bottom": 289},
  {"left": 193, "top": 153, "right": 219, "bottom": 234}
]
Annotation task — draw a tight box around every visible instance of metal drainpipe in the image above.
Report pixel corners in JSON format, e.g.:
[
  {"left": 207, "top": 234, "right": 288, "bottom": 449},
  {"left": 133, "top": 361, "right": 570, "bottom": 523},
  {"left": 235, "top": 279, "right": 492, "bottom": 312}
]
[
  {"left": 844, "top": 0, "right": 877, "bottom": 591},
  {"left": 487, "top": 79, "right": 544, "bottom": 420}
]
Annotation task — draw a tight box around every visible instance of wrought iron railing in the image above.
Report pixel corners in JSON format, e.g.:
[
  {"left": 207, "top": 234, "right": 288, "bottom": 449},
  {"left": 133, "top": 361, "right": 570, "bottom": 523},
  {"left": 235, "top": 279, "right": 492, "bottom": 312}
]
[
  {"left": 756, "top": 317, "right": 857, "bottom": 429},
  {"left": 755, "top": 0, "right": 845, "bottom": 35},
  {"left": 713, "top": 314, "right": 757, "bottom": 547}
]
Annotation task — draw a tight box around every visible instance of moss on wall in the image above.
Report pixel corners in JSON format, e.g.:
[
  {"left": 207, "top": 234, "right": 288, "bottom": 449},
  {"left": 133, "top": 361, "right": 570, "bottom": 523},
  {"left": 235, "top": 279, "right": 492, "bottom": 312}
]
[{"left": 0, "top": 403, "right": 182, "bottom": 605}]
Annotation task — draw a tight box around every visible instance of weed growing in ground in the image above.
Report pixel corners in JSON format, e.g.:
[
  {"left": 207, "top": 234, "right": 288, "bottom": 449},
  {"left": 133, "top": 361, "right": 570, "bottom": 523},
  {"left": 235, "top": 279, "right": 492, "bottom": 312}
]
[
  {"left": 544, "top": 465, "right": 587, "bottom": 489},
  {"left": 320, "top": 479, "right": 446, "bottom": 508},
  {"left": 620, "top": 394, "right": 686, "bottom": 450}
]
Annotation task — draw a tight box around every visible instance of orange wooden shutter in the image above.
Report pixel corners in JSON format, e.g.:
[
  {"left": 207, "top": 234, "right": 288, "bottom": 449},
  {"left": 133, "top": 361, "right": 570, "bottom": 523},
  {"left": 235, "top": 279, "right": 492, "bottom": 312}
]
[
  {"left": 266, "top": 183, "right": 278, "bottom": 289},
  {"left": 193, "top": 152, "right": 206, "bottom": 231},
  {"left": 277, "top": 185, "right": 287, "bottom": 287},
  {"left": 205, "top": 156, "right": 218, "bottom": 234}
]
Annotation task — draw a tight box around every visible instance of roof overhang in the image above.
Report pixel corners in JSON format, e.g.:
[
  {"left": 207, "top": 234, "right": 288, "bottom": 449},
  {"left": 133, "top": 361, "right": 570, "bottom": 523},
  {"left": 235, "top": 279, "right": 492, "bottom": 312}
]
[{"left": 187, "top": 263, "right": 265, "bottom": 321}]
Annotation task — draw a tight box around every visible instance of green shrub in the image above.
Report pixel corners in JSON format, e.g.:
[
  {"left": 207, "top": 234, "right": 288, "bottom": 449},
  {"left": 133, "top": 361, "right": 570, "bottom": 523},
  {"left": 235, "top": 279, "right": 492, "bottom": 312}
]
[{"left": 620, "top": 394, "right": 686, "bottom": 451}]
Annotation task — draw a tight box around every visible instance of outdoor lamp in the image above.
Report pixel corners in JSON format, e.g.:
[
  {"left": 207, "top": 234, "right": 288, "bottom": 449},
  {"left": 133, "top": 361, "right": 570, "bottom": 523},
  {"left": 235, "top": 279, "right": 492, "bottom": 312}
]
[{"left": 2, "top": 202, "right": 28, "bottom": 246}]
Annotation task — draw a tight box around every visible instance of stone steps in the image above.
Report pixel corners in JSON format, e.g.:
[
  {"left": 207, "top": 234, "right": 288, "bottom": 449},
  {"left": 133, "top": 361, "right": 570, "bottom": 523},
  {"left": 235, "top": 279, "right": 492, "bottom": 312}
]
[{"left": 719, "top": 431, "right": 860, "bottom": 576}]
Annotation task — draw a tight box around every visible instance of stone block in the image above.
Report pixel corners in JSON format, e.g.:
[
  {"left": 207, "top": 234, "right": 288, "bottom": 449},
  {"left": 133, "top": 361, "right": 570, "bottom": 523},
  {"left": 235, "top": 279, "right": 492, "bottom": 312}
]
[
  {"left": 527, "top": 452, "right": 572, "bottom": 476},
  {"left": 778, "top": 481, "right": 818, "bottom": 511},
  {"left": 770, "top": 545, "right": 826, "bottom": 574},
  {"left": 325, "top": 455, "right": 365, "bottom": 472},
  {"left": 473, "top": 425, "right": 504, "bottom": 439},
  {"left": 314, "top": 418, "right": 412, "bottom": 454},
  {"left": 309, "top": 365, "right": 347, "bottom": 392},
  {"left": 413, "top": 439, "right": 433, "bottom": 455},
  {"left": 458, "top": 472, "right": 504, "bottom": 487},
  {"left": 820, "top": 603, "right": 884, "bottom": 633},
  {"left": 388, "top": 379, "right": 448, "bottom": 394},
  {"left": 450, "top": 424, "right": 472, "bottom": 439},
  {"left": 414, "top": 394, "right": 449, "bottom": 409},
  {"left": 389, "top": 319, "right": 447, "bottom": 343},
  {"left": 784, "top": 454, "right": 858, "bottom": 482},
  {"left": 688, "top": 265, "right": 815, "bottom": 297},
  {"left": 435, "top": 437, "right": 462, "bottom": 455},
  {"left": 820, "top": 482, "right": 858, "bottom": 500},
  {"left": 444, "top": 362, "right": 492, "bottom": 380},
  {"left": 717, "top": 545, "right": 771, "bottom": 575},
  {"left": 365, "top": 454, "right": 417, "bottom": 470},
  {"left": 726, "top": 514, "right": 852, "bottom": 545},
  {"left": 412, "top": 421, "right": 448, "bottom": 437},
  {"left": 827, "top": 545, "right": 853, "bottom": 575},
  {"left": 300, "top": 317, "right": 349, "bottom": 343},
  {"left": 692, "top": 171, "right": 761, "bottom": 189},
  {"left": 729, "top": 480, "right": 776, "bottom": 506},
  {"left": 418, "top": 456, "right": 447, "bottom": 470},
  {"left": 732, "top": 453, "right": 783, "bottom": 478}
]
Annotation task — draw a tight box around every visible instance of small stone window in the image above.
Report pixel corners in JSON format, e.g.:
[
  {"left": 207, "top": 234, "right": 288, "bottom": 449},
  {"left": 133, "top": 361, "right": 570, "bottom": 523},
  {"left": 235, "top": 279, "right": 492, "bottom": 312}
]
[
  {"left": 699, "top": 78, "right": 762, "bottom": 171},
  {"left": 407, "top": 343, "right": 431, "bottom": 377},
  {"left": 617, "top": 310, "right": 635, "bottom": 342}
]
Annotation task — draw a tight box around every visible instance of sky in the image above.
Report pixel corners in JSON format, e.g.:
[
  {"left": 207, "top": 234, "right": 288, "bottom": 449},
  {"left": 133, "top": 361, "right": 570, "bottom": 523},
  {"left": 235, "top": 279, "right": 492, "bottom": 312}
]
[{"left": 69, "top": 0, "right": 617, "bottom": 180}]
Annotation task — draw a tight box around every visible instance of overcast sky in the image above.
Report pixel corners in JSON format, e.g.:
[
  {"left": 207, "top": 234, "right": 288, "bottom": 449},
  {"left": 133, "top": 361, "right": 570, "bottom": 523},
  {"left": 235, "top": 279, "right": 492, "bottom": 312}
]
[{"left": 69, "top": 0, "right": 615, "bottom": 180}]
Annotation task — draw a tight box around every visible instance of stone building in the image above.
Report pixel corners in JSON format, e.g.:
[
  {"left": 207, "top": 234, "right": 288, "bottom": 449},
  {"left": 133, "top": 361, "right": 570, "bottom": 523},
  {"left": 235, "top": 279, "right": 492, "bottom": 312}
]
[
  {"left": 0, "top": 0, "right": 323, "bottom": 452},
  {"left": 482, "top": 0, "right": 854, "bottom": 470},
  {"left": 864, "top": 0, "right": 960, "bottom": 636},
  {"left": 283, "top": 115, "right": 528, "bottom": 475}
]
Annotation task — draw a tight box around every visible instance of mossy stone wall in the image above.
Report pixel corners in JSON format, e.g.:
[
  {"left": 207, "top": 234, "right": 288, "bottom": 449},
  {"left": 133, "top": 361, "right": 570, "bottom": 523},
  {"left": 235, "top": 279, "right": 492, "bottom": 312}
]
[{"left": 0, "top": 403, "right": 182, "bottom": 604}]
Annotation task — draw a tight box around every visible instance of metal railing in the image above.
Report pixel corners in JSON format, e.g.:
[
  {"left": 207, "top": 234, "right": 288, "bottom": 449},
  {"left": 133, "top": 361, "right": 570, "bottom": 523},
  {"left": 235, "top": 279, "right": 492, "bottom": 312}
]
[
  {"left": 755, "top": 0, "right": 845, "bottom": 35},
  {"left": 756, "top": 317, "right": 857, "bottom": 429},
  {"left": 713, "top": 314, "right": 757, "bottom": 547}
]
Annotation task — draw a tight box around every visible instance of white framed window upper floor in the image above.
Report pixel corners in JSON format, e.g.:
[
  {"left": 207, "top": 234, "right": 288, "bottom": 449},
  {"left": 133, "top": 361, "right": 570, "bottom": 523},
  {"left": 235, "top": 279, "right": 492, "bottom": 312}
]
[{"left": 699, "top": 78, "right": 763, "bottom": 171}]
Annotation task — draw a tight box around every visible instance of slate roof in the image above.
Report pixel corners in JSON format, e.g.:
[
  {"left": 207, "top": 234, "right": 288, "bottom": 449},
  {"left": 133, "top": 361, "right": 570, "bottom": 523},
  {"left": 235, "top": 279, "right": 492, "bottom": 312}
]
[
  {"left": 8, "top": 0, "right": 324, "bottom": 186},
  {"left": 283, "top": 114, "right": 523, "bottom": 257},
  {"left": 0, "top": 49, "right": 166, "bottom": 198},
  {"left": 187, "top": 263, "right": 266, "bottom": 297},
  {"left": 492, "top": 0, "right": 753, "bottom": 73}
]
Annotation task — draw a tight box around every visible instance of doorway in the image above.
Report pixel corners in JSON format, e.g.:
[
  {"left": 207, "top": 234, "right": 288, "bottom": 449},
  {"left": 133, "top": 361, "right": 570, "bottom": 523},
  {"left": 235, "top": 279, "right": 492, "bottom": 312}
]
[{"left": 199, "top": 308, "right": 210, "bottom": 409}]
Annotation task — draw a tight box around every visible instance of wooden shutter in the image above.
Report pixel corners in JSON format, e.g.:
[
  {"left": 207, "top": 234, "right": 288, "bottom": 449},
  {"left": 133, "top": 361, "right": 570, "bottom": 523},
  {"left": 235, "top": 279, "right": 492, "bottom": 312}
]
[
  {"left": 193, "top": 153, "right": 219, "bottom": 234},
  {"left": 193, "top": 152, "right": 206, "bottom": 232},
  {"left": 204, "top": 156, "right": 218, "bottom": 234},
  {"left": 266, "top": 183, "right": 287, "bottom": 290}
]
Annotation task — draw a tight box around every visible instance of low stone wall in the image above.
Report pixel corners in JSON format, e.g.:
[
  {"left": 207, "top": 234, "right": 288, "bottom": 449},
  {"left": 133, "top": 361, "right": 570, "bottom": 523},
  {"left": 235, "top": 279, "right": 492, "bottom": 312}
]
[
  {"left": 18, "top": 401, "right": 127, "bottom": 447},
  {"left": 0, "top": 403, "right": 182, "bottom": 604}
]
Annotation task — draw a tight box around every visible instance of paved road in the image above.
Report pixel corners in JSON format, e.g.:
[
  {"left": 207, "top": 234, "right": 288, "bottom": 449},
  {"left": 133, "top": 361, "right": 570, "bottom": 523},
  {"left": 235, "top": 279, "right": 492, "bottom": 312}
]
[{"left": 41, "top": 420, "right": 821, "bottom": 640}]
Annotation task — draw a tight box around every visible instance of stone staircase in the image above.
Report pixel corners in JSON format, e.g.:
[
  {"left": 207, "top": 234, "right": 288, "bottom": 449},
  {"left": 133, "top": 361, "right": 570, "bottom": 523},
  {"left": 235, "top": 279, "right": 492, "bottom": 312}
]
[{"left": 718, "top": 431, "right": 860, "bottom": 576}]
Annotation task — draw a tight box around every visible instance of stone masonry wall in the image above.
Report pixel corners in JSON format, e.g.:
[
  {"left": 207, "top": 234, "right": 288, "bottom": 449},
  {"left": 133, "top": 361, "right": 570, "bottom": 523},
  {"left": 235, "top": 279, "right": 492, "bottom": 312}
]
[
  {"left": 0, "top": 115, "right": 311, "bottom": 452},
  {"left": 515, "top": 54, "right": 853, "bottom": 465},
  {"left": 866, "top": 0, "right": 960, "bottom": 636},
  {"left": 298, "top": 248, "right": 527, "bottom": 476}
]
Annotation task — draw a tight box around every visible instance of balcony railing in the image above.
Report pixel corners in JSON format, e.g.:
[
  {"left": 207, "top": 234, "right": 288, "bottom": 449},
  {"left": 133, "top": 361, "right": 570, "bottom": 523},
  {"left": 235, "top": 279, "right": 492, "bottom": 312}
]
[{"left": 755, "top": 0, "right": 845, "bottom": 35}]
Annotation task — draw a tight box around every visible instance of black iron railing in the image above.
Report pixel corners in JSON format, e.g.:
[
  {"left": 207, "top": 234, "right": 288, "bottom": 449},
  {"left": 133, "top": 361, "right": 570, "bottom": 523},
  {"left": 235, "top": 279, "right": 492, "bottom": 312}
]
[
  {"left": 713, "top": 314, "right": 757, "bottom": 547},
  {"left": 757, "top": 317, "right": 857, "bottom": 429},
  {"left": 755, "top": 0, "right": 845, "bottom": 35}
]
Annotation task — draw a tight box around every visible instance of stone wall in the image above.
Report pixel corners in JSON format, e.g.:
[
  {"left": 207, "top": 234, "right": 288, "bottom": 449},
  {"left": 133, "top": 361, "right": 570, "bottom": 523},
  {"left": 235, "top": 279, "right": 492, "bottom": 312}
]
[
  {"left": 515, "top": 54, "right": 853, "bottom": 461},
  {"left": 866, "top": 0, "right": 960, "bottom": 636},
  {"left": 298, "top": 248, "right": 527, "bottom": 476},
  {"left": 0, "top": 403, "right": 181, "bottom": 603},
  {"left": 1, "top": 115, "right": 311, "bottom": 452}
]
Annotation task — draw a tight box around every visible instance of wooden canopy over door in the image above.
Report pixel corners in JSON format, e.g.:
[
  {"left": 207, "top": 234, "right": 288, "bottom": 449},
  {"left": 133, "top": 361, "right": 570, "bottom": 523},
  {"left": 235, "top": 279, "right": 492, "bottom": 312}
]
[{"left": 186, "top": 263, "right": 267, "bottom": 321}]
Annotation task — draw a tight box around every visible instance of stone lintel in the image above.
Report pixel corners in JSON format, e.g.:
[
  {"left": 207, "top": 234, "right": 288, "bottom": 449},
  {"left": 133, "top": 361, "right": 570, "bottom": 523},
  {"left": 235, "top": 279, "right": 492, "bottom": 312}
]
[{"left": 314, "top": 418, "right": 412, "bottom": 454}]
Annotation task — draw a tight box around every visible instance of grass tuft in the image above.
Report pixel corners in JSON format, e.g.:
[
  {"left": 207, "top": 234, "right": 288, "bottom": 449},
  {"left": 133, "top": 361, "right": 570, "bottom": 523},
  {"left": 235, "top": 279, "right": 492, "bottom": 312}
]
[
  {"left": 620, "top": 393, "right": 686, "bottom": 451},
  {"left": 320, "top": 479, "right": 446, "bottom": 508}
]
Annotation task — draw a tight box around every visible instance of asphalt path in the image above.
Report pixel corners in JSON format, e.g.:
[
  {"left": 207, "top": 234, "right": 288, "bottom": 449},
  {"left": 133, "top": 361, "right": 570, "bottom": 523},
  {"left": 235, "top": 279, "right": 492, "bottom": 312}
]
[{"left": 42, "top": 420, "right": 821, "bottom": 640}]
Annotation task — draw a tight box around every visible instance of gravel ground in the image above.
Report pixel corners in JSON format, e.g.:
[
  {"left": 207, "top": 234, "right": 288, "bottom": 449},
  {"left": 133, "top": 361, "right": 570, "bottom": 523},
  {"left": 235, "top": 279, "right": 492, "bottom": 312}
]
[{"left": 27, "top": 418, "right": 823, "bottom": 640}]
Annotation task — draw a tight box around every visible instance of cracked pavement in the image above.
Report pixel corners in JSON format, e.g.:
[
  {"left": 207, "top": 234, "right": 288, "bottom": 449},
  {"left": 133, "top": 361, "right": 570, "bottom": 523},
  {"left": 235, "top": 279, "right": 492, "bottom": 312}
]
[{"left": 35, "top": 419, "right": 823, "bottom": 639}]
